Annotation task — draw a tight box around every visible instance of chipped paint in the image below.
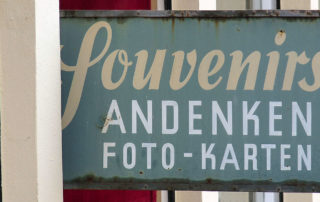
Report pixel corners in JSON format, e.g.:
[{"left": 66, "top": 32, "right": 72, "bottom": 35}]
[
  {"left": 60, "top": 10, "right": 320, "bottom": 18},
  {"left": 64, "top": 174, "right": 320, "bottom": 192}
]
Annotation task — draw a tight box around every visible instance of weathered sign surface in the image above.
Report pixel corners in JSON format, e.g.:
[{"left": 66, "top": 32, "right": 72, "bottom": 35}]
[{"left": 61, "top": 11, "right": 320, "bottom": 191}]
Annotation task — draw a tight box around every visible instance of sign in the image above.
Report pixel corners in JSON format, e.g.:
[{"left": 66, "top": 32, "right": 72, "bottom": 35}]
[{"left": 61, "top": 11, "right": 320, "bottom": 191}]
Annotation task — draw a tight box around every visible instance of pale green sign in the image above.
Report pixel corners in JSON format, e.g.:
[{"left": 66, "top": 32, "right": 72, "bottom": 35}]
[{"left": 61, "top": 11, "right": 320, "bottom": 191}]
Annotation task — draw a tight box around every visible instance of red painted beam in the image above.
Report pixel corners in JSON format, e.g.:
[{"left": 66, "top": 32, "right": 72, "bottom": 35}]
[{"left": 60, "top": 0, "right": 150, "bottom": 10}]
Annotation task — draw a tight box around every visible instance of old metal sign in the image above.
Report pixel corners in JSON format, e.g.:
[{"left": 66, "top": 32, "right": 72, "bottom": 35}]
[{"left": 61, "top": 11, "right": 320, "bottom": 192}]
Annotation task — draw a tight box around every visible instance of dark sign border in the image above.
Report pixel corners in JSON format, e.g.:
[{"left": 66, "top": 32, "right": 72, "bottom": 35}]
[{"left": 60, "top": 10, "right": 320, "bottom": 18}]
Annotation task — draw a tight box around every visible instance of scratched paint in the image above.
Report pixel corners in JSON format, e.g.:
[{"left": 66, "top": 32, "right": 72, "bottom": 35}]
[{"left": 61, "top": 11, "right": 320, "bottom": 191}]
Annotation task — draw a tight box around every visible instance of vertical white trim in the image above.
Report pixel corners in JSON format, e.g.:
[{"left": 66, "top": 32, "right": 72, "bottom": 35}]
[
  {"left": 313, "top": 193, "right": 320, "bottom": 202},
  {"left": 255, "top": 192, "right": 264, "bottom": 202},
  {"left": 161, "top": 191, "right": 168, "bottom": 202},
  {"left": 202, "top": 191, "right": 219, "bottom": 202},
  {"left": 157, "top": 0, "right": 165, "bottom": 10},
  {"left": 252, "top": 0, "right": 276, "bottom": 9},
  {"left": 311, "top": 0, "right": 319, "bottom": 9},
  {"left": 264, "top": 193, "right": 279, "bottom": 202},
  {"left": 252, "top": 0, "right": 262, "bottom": 9},
  {"left": 199, "top": 0, "right": 216, "bottom": 10},
  {"left": 261, "top": 0, "right": 276, "bottom": 9},
  {"left": 36, "top": 0, "right": 63, "bottom": 200}
]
